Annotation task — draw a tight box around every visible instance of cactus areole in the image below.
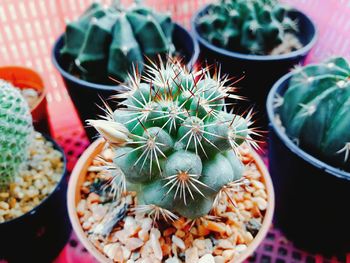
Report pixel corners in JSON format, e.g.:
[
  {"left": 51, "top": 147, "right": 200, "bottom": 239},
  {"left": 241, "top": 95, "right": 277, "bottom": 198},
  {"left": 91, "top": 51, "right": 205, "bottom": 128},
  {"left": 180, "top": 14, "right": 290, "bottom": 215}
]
[
  {"left": 60, "top": 1, "right": 175, "bottom": 84},
  {"left": 196, "top": 0, "right": 301, "bottom": 55},
  {"left": 0, "top": 80, "right": 34, "bottom": 190},
  {"left": 88, "top": 59, "right": 260, "bottom": 219},
  {"left": 276, "top": 57, "right": 350, "bottom": 172}
]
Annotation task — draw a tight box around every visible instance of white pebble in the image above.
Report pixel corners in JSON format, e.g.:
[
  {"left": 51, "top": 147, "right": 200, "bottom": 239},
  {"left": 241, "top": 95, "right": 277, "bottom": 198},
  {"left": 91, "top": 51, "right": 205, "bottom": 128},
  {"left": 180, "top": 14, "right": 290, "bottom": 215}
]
[
  {"left": 214, "top": 256, "right": 225, "bottom": 263},
  {"left": 185, "top": 247, "right": 199, "bottom": 263},
  {"left": 252, "top": 180, "right": 265, "bottom": 189},
  {"left": 150, "top": 230, "right": 162, "bottom": 260},
  {"left": 217, "top": 239, "right": 234, "bottom": 249},
  {"left": 236, "top": 244, "right": 247, "bottom": 253},
  {"left": 198, "top": 254, "right": 215, "bottom": 263},
  {"left": 253, "top": 197, "right": 268, "bottom": 210},
  {"left": 172, "top": 235, "right": 185, "bottom": 250},
  {"left": 165, "top": 257, "right": 181, "bottom": 263}
]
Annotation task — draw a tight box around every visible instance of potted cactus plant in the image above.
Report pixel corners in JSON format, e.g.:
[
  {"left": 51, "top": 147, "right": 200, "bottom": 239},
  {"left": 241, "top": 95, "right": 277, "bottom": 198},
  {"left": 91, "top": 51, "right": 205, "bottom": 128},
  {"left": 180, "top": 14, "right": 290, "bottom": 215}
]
[
  {"left": 0, "top": 81, "right": 70, "bottom": 261},
  {"left": 192, "top": 0, "right": 317, "bottom": 125},
  {"left": 68, "top": 58, "right": 274, "bottom": 262},
  {"left": 0, "top": 66, "right": 49, "bottom": 134},
  {"left": 267, "top": 57, "right": 350, "bottom": 254},
  {"left": 52, "top": 1, "right": 199, "bottom": 140}
]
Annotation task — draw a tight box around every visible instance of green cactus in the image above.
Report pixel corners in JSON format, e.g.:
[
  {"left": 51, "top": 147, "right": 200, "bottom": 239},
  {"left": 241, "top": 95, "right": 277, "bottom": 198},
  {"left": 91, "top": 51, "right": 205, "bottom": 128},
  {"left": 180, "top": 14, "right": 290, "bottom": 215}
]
[
  {"left": 277, "top": 57, "right": 350, "bottom": 171},
  {"left": 196, "top": 0, "right": 299, "bottom": 54},
  {"left": 60, "top": 1, "right": 174, "bottom": 83},
  {"left": 88, "top": 59, "right": 259, "bottom": 219},
  {"left": 0, "top": 80, "right": 33, "bottom": 190}
]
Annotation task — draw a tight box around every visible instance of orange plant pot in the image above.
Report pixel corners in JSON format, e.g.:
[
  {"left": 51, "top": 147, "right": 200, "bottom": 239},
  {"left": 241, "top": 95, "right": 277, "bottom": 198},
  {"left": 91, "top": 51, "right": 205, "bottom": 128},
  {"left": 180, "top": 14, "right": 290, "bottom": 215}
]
[
  {"left": 0, "top": 66, "right": 49, "bottom": 134},
  {"left": 68, "top": 138, "right": 275, "bottom": 263}
]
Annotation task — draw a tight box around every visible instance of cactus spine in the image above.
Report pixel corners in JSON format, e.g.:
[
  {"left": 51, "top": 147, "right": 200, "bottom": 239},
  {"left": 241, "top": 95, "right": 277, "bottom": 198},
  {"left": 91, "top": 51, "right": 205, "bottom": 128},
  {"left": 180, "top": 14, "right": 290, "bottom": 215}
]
[
  {"left": 0, "top": 80, "right": 34, "bottom": 189},
  {"left": 89, "top": 59, "right": 259, "bottom": 219},
  {"left": 196, "top": 0, "right": 299, "bottom": 55},
  {"left": 277, "top": 57, "right": 350, "bottom": 171},
  {"left": 60, "top": 1, "right": 174, "bottom": 83}
]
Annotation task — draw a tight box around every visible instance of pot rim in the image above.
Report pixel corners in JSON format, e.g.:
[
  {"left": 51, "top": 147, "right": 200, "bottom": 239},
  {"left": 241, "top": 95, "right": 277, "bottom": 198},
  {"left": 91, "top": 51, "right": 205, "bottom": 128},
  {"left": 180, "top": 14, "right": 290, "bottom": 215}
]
[
  {"left": 0, "top": 133, "right": 68, "bottom": 226},
  {"left": 191, "top": 5, "right": 317, "bottom": 62},
  {"left": 68, "top": 138, "right": 275, "bottom": 263},
  {"left": 51, "top": 23, "right": 200, "bottom": 92},
  {"left": 0, "top": 66, "right": 47, "bottom": 113},
  {"left": 266, "top": 71, "right": 350, "bottom": 181}
]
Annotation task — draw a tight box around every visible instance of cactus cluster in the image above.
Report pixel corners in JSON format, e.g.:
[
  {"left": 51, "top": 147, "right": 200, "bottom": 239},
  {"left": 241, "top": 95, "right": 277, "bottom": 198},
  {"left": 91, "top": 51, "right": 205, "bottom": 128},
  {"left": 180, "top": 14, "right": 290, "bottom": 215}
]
[
  {"left": 88, "top": 58, "right": 259, "bottom": 219},
  {"left": 0, "top": 80, "right": 34, "bottom": 189},
  {"left": 197, "top": 0, "right": 299, "bottom": 55},
  {"left": 60, "top": 1, "right": 174, "bottom": 83},
  {"left": 277, "top": 57, "right": 350, "bottom": 171}
]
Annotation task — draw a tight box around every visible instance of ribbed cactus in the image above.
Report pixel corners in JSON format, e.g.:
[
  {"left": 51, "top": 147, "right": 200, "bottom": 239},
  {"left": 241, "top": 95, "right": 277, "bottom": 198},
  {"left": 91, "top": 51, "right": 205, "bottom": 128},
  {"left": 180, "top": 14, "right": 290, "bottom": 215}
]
[
  {"left": 0, "top": 80, "right": 33, "bottom": 189},
  {"left": 88, "top": 59, "right": 259, "bottom": 219},
  {"left": 60, "top": 1, "right": 174, "bottom": 83},
  {"left": 277, "top": 57, "right": 350, "bottom": 171},
  {"left": 197, "top": 0, "right": 299, "bottom": 54}
]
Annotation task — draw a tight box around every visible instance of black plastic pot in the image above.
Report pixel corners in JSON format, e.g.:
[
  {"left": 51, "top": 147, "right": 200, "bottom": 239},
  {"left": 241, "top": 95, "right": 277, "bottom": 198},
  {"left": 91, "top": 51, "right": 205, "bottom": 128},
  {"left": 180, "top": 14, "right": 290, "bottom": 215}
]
[
  {"left": 52, "top": 23, "right": 199, "bottom": 141},
  {"left": 267, "top": 72, "right": 350, "bottom": 255},
  {"left": 192, "top": 6, "right": 317, "bottom": 126},
  {"left": 0, "top": 135, "right": 71, "bottom": 262}
]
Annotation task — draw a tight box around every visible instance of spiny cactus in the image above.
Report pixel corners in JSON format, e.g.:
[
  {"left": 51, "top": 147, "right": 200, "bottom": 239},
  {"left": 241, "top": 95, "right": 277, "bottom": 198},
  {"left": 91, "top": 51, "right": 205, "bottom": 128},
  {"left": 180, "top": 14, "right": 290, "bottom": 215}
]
[
  {"left": 197, "top": 0, "right": 299, "bottom": 55},
  {"left": 276, "top": 57, "right": 350, "bottom": 171},
  {"left": 0, "top": 80, "right": 34, "bottom": 189},
  {"left": 60, "top": 1, "right": 174, "bottom": 83},
  {"left": 88, "top": 58, "right": 260, "bottom": 220}
]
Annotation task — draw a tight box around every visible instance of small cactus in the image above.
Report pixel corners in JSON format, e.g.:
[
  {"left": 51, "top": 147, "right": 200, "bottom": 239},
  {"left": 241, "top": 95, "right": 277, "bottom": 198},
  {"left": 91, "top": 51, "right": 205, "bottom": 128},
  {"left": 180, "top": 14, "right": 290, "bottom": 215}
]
[
  {"left": 0, "top": 80, "right": 34, "bottom": 189},
  {"left": 60, "top": 1, "right": 174, "bottom": 83},
  {"left": 88, "top": 58, "right": 259, "bottom": 219},
  {"left": 196, "top": 0, "right": 300, "bottom": 55},
  {"left": 277, "top": 57, "right": 350, "bottom": 171}
]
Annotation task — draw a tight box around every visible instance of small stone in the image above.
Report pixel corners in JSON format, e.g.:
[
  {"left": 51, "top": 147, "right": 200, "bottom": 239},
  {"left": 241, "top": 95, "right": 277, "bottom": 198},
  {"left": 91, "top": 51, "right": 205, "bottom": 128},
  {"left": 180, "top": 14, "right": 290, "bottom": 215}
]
[
  {"left": 91, "top": 204, "right": 107, "bottom": 221},
  {"left": 114, "top": 229, "right": 129, "bottom": 244},
  {"left": 103, "top": 243, "right": 124, "bottom": 262},
  {"left": 222, "top": 249, "right": 235, "bottom": 261},
  {"left": 141, "top": 217, "right": 152, "bottom": 231},
  {"left": 0, "top": 201, "right": 10, "bottom": 210},
  {"left": 198, "top": 254, "right": 215, "bottom": 263},
  {"left": 185, "top": 247, "right": 199, "bottom": 263},
  {"left": 214, "top": 256, "right": 225, "bottom": 263},
  {"left": 236, "top": 244, "right": 247, "bottom": 253},
  {"left": 165, "top": 257, "right": 181, "bottom": 263},
  {"left": 216, "top": 239, "right": 234, "bottom": 249},
  {"left": 122, "top": 246, "right": 131, "bottom": 260},
  {"left": 253, "top": 197, "right": 267, "bottom": 211},
  {"left": 87, "top": 192, "right": 100, "bottom": 206},
  {"left": 125, "top": 237, "right": 144, "bottom": 251},
  {"left": 76, "top": 200, "right": 87, "bottom": 217},
  {"left": 150, "top": 229, "right": 162, "bottom": 260},
  {"left": 124, "top": 216, "right": 140, "bottom": 236},
  {"left": 193, "top": 239, "right": 206, "bottom": 250},
  {"left": 138, "top": 229, "right": 149, "bottom": 241},
  {"left": 251, "top": 180, "right": 265, "bottom": 189},
  {"left": 172, "top": 235, "right": 185, "bottom": 250}
]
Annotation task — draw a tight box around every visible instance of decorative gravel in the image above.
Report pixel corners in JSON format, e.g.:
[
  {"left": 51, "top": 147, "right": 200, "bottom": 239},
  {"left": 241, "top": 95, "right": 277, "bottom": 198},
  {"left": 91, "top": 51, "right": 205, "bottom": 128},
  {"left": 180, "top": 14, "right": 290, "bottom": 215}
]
[
  {"left": 0, "top": 132, "right": 64, "bottom": 222},
  {"left": 76, "top": 145, "right": 269, "bottom": 263}
]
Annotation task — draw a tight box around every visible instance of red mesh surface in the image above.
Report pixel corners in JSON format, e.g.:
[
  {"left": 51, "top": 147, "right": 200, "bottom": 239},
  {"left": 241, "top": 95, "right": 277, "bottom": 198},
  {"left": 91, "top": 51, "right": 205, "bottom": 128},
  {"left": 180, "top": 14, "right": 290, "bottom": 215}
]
[{"left": 0, "top": 0, "right": 349, "bottom": 262}]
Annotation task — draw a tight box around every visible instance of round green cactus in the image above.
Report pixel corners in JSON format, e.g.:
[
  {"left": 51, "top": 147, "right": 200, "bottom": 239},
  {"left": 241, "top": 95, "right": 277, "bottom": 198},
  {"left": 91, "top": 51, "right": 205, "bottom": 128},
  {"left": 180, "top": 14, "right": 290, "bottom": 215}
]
[
  {"left": 0, "top": 80, "right": 33, "bottom": 189},
  {"left": 60, "top": 1, "right": 174, "bottom": 83},
  {"left": 196, "top": 0, "right": 299, "bottom": 55},
  {"left": 277, "top": 57, "right": 350, "bottom": 171},
  {"left": 89, "top": 59, "right": 258, "bottom": 219}
]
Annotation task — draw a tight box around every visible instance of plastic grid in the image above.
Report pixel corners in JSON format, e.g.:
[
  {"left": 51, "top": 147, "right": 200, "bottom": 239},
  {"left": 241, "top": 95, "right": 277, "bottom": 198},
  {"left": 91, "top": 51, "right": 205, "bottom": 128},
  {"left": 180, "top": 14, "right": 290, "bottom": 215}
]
[{"left": 0, "top": 0, "right": 349, "bottom": 262}]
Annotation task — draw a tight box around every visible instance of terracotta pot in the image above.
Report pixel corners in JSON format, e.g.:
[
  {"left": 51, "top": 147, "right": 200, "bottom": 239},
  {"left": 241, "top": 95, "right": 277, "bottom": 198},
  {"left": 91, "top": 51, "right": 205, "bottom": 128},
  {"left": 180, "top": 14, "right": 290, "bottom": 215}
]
[
  {"left": 0, "top": 66, "right": 49, "bottom": 134},
  {"left": 68, "top": 138, "right": 275, "bottom": 262}
]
